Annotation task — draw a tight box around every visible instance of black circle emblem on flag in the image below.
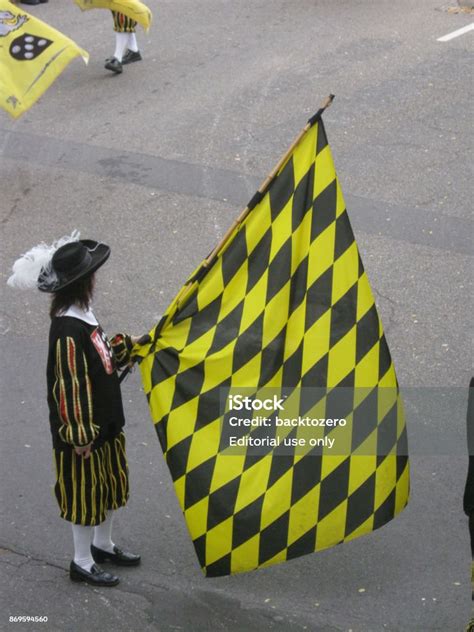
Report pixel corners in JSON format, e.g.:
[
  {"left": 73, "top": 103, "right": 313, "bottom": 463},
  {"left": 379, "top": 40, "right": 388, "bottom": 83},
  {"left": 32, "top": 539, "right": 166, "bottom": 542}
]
[{"left": 9, "top": 33, "right": 52, "bottom": 61}]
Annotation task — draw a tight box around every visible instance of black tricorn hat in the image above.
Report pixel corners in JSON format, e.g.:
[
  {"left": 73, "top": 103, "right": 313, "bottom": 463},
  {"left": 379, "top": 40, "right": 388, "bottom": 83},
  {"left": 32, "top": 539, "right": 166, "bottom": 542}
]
[{"left": 37, "top": 240, "right": 110, "bottom": 293}]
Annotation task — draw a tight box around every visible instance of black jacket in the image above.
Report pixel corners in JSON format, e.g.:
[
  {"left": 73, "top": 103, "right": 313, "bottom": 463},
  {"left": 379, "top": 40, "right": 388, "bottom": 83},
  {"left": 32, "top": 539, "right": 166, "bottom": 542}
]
[{"left": 46, "top": 316, "right": 132, "bottom": 449}]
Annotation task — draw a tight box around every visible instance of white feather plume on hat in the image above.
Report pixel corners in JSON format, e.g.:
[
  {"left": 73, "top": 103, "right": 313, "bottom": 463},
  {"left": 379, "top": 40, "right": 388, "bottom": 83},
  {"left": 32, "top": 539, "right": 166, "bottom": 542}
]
[{"left": 7, "top": 230, "right": 80, "bottom": 290}]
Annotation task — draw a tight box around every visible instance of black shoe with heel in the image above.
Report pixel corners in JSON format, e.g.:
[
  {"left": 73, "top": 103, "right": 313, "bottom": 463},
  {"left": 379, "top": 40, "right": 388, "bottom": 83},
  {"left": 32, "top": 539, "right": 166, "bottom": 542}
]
[
  {"left": 104, "top": 57, "right": 123, "bottom": 74},
  {"left": 91, "top": 544, "right": 141, "bottom": 567},
  {"left": 69, "top": 561, "right": 120, "bottom": 586},
  {"left": 122, "top": 50, "right": 142, "bottom": 65}
]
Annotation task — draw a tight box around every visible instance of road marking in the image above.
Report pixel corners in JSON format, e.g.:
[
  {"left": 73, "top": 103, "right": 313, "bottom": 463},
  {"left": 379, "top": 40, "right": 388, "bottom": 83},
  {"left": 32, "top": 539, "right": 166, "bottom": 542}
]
[{"left": 437, "top": 22, "right": 474, "bottom": 42}]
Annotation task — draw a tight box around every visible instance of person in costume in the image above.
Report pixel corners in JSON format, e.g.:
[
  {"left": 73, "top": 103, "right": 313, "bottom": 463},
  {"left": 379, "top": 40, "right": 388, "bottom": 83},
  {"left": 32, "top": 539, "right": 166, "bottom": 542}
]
[
  {"left": 105, "top": 10, "right": 142, "bottom": 74},
  {"left": 73, "top": 1, "right": 151, "bottom": 75},
  {"left": 8, "top": 234, "right": 142, "bottom": 587}
]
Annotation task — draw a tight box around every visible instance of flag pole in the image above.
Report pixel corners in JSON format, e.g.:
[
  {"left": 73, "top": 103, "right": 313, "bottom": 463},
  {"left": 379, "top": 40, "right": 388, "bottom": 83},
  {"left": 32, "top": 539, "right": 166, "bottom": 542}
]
[{"left": 174, "top": 95, "right": 335, "bottom": 311}]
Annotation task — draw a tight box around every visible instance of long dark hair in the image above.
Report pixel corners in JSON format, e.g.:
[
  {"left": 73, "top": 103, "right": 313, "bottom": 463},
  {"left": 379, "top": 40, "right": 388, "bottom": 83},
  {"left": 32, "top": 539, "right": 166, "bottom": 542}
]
[{"left": 50, "top": 274, "right": 95, "bottom": 319}]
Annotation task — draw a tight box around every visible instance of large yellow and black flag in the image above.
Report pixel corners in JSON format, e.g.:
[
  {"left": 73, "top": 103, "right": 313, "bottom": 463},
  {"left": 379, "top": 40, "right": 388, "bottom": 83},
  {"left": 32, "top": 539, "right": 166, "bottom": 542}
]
[
  {"left": 136, "top": 101, "right": 410, "bottom": 576},
  {"left": 74, "top": 0, "right": 152, "bottom": 32},
  {"left": 0, "top": 1, "right": 88, "bottom": 119}
]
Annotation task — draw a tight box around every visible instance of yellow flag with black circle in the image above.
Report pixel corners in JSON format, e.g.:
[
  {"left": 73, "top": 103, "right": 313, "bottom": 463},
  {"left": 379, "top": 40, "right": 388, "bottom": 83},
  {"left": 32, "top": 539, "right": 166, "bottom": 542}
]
[
  {"left": 74, "top": 0, "right": 152, "bottom": 32},
  {"left": 0, "top": 0, "right": 88, "bottom": 119},
  {"left": 136, "top": 106, "right": 410, "bottom": 576}
]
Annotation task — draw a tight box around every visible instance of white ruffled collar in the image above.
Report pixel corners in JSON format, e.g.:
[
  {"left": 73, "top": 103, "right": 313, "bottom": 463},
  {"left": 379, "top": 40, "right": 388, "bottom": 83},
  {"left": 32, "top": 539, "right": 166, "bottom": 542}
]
[{"left": 59, "top": 304, "right": 98, "bottom": 326}]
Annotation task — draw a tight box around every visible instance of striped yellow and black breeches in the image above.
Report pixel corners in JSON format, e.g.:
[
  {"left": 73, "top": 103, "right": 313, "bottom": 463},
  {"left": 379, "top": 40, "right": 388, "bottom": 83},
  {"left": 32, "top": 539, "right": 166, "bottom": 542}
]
[
  {"left": 111, "top": 11, "right": 137, "bottom": 33},
  {"left": 53, "top": 432, "right": 129, "bottom": 526}
]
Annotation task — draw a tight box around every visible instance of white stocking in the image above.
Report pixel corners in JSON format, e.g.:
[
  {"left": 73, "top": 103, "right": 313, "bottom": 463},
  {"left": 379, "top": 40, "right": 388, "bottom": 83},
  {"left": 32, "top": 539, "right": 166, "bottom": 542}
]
[
  {"left": 93, "top": 510, "right": 116, "bottom": 553},
  {"left": 127, "top": 32, "right": 139, "bottom": 53},
  {"left": 113, "top": 33, "right": 129, "bottom": 62},
  {"left": 71, "top": 524, "right": 94, "bottom": 571}
]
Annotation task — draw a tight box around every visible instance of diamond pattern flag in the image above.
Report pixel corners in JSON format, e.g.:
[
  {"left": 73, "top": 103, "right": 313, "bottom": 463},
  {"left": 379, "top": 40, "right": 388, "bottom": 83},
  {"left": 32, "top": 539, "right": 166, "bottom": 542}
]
[
  {"left": 0, "top": 0, "right": 88, "bottom": 119},
  {"left": 136, "top": 108, "right": 410, "bottom": 576}
]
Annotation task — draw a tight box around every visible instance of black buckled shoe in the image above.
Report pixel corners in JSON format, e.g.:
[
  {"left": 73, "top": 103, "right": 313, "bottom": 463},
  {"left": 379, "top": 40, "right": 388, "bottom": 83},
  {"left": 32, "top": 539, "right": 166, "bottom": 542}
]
[
  {"left": 91, "top": 544, "right": 141, "bottom": 567},
  {"left": 122, "top": 50, "right": 142, "bottom": 65},
  {"left": 69, "top": 561, "right": 120, "bottom": 586},
  {"left": 104, "top": 57, "right": 123, "bottom": 74}
]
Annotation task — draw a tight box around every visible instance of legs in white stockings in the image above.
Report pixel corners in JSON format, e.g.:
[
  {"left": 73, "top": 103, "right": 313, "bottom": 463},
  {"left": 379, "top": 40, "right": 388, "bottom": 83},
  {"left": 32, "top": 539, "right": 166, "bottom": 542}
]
[
  {"left": 71, "top": 511, "right": 116, "bottom": 572},
  {"left": 71, "top": 510, "right": 140, "bottom": 574},
  {"left": 106, "top": 32, "right": 141, "bottom": 72}
]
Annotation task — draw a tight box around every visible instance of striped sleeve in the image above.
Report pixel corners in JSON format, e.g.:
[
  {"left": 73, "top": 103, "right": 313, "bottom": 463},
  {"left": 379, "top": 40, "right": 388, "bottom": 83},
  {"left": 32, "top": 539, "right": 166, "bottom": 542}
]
[
  {"left": 109, "top": 332, "right": 133, "bottom": 369},
  {"left": 52, "top": 336, "right": 100, "bottom": 447}
]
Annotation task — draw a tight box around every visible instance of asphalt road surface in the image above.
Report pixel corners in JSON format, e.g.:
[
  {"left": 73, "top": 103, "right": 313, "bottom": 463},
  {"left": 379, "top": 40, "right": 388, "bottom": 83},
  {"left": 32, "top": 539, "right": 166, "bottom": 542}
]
[{"left": 0, "top": 1, "right": 473, "bottom": 631}]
